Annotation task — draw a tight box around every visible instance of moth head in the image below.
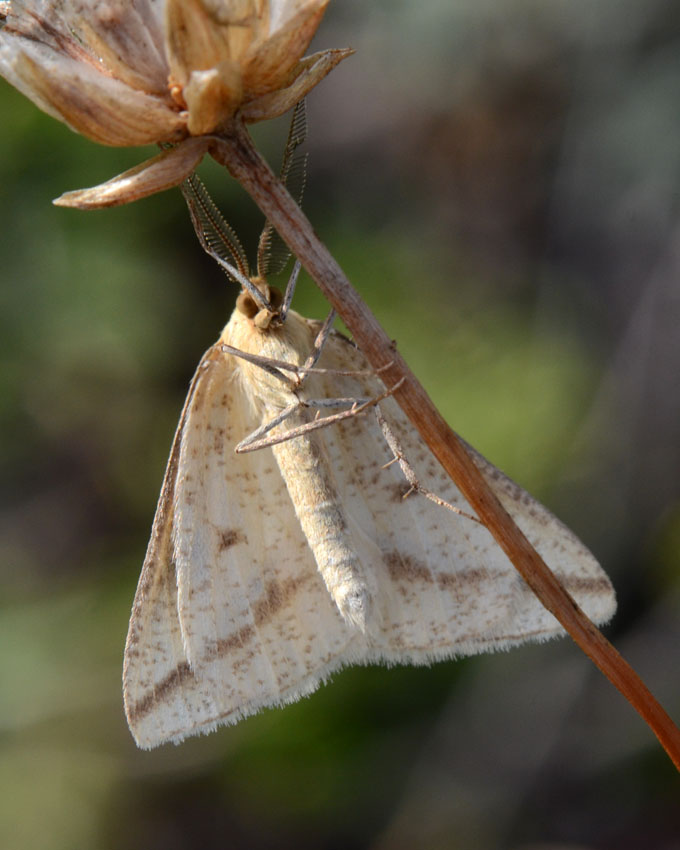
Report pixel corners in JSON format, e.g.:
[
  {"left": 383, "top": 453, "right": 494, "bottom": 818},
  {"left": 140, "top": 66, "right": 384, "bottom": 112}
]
[{"left": 236, "top": 279, "right": 285, "bottom": 331}]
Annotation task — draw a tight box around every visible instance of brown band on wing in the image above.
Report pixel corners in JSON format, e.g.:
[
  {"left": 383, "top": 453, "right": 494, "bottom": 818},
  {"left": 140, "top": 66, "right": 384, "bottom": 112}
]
[
  {"left": 435, "top": 569, "right": 488, "bottom": 589},
  {"left": 128, "top": 572, "right": 315, "bottom": 721},
  {"left": 383, "top": 551, "right": 434, "bottom": 584},
  {"left": 127, "top": 660, "right": 193, "bottom": 723},
  {"left": 560, "top": 574, "right": 614, "bottom": 597},
  {"left": 384, "top": 548, "right": 611, "bottom": 594}
]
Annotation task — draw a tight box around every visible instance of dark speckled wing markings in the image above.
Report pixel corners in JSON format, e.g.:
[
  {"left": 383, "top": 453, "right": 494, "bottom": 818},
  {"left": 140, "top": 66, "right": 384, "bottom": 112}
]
[
  {"left": 122, "top": 347, "right": 217, "bottom": 747},
  {"left": 123, "top": 342, "right": 361, "bottom": 749},
  {"left": 307, "top": 329, "right": 616, "bottom": 661}
]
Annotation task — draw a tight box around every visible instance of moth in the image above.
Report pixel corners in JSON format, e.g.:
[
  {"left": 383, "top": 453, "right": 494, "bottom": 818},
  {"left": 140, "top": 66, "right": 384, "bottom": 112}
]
[{"left": 123, "top": 107, "right": 616, "bottom": 749}]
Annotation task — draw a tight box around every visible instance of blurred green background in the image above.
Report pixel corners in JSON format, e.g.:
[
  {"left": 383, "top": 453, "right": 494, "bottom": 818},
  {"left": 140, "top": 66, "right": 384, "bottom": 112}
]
[{"left": 1, "top": 1, "right": 679, "bottom": 848}]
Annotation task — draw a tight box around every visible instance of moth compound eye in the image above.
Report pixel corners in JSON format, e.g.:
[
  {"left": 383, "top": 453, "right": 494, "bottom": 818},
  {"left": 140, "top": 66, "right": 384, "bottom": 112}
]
[
  {"left": 236, "top": 291, "right": 259, "bottom": 319},
  {"left": 268, "top": 286, "right": 284, "bottom": 310}
]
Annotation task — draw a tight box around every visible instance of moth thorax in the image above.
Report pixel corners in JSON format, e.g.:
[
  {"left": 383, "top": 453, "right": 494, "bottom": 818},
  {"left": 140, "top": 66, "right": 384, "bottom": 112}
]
[{"left": 236, "top": 280, "right": 284, "bottom": 330}]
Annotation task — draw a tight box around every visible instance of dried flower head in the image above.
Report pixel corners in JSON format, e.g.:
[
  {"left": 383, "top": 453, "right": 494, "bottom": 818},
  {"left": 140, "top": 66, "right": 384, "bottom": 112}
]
[{"left": 0, "top": 0, "right": 350, "bottom": 207}]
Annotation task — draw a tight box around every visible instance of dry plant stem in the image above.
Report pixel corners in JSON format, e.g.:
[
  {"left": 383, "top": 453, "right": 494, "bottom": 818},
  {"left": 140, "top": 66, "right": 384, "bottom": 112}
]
[{"left": 210, "top": 123, "right": 680, "bottom": 771}]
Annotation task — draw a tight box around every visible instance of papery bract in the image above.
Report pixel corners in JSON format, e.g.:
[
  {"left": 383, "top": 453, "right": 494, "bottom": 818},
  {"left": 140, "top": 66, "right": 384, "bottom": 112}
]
[{"left": 0, "top": 0, "right": 350, "bottom": 207}]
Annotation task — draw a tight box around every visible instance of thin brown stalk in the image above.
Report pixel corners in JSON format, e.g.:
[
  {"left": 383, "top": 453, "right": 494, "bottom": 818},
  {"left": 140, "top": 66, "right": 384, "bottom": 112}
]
[{"left": 210, "top": 121, "right": 680, "bottom": 771}]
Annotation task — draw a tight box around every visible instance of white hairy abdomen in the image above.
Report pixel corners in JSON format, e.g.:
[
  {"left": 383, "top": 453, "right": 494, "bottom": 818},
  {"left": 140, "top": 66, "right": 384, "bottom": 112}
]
[
  {"left": 222, "top": 307, "right": 373, "bottom": 631},
  {"left": 272, "top": 422, "right": 372, "bottom": 630}
]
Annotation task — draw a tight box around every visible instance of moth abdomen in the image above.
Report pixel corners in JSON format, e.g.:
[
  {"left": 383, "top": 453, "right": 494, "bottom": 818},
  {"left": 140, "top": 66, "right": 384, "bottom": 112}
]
[{"left": 272, "top": 426, "right": 375, "bottom": 633}]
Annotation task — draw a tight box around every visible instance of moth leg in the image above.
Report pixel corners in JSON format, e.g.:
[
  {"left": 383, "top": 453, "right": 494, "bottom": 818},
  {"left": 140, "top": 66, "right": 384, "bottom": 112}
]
[
  {"left": 236, "top": 396, "right": 369, "bottom": 453},
  {"left": 299, "top": 308, "right": 337, "bottom": 377},
  {"left": 237, "top": 381, "right": 404, "bottom": 453},
  {"left": 220, "top": 336, "right": 380, "bottom": 390},
  {"left": 219, "top": 343, "right": 298, "bottom": 386},
  {"left": 236, "top": 401, "right": 308, "bottom": 452},
  {"left": 376, "top": 408, "right": 482, "bottom": 524},
  {"left": 279, "top": 260, "right": 301, "bottom": 321},
  {"left": 297, "top": 319, "right": 400, "bottom": 382},
  {"left": 297, "top": 362, "right": 385, "bottom": 379}
]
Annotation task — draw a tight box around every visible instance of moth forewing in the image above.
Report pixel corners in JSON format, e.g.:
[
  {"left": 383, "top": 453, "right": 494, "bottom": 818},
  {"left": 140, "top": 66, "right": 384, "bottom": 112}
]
[
  {"left": 123, "top": 331, "right": 363, "bottom": 749},
  {"left": 123, "top": 346, "right": 223, "bottom": 746},
  {"left": 301, "top": 328, "right": 616, "bottom": 657}
]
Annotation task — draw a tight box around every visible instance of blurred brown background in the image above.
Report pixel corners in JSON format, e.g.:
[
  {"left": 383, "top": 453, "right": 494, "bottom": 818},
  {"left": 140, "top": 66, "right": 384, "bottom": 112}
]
[{"left": 1, "top": 1, "right": 679, "bottom": 848}]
